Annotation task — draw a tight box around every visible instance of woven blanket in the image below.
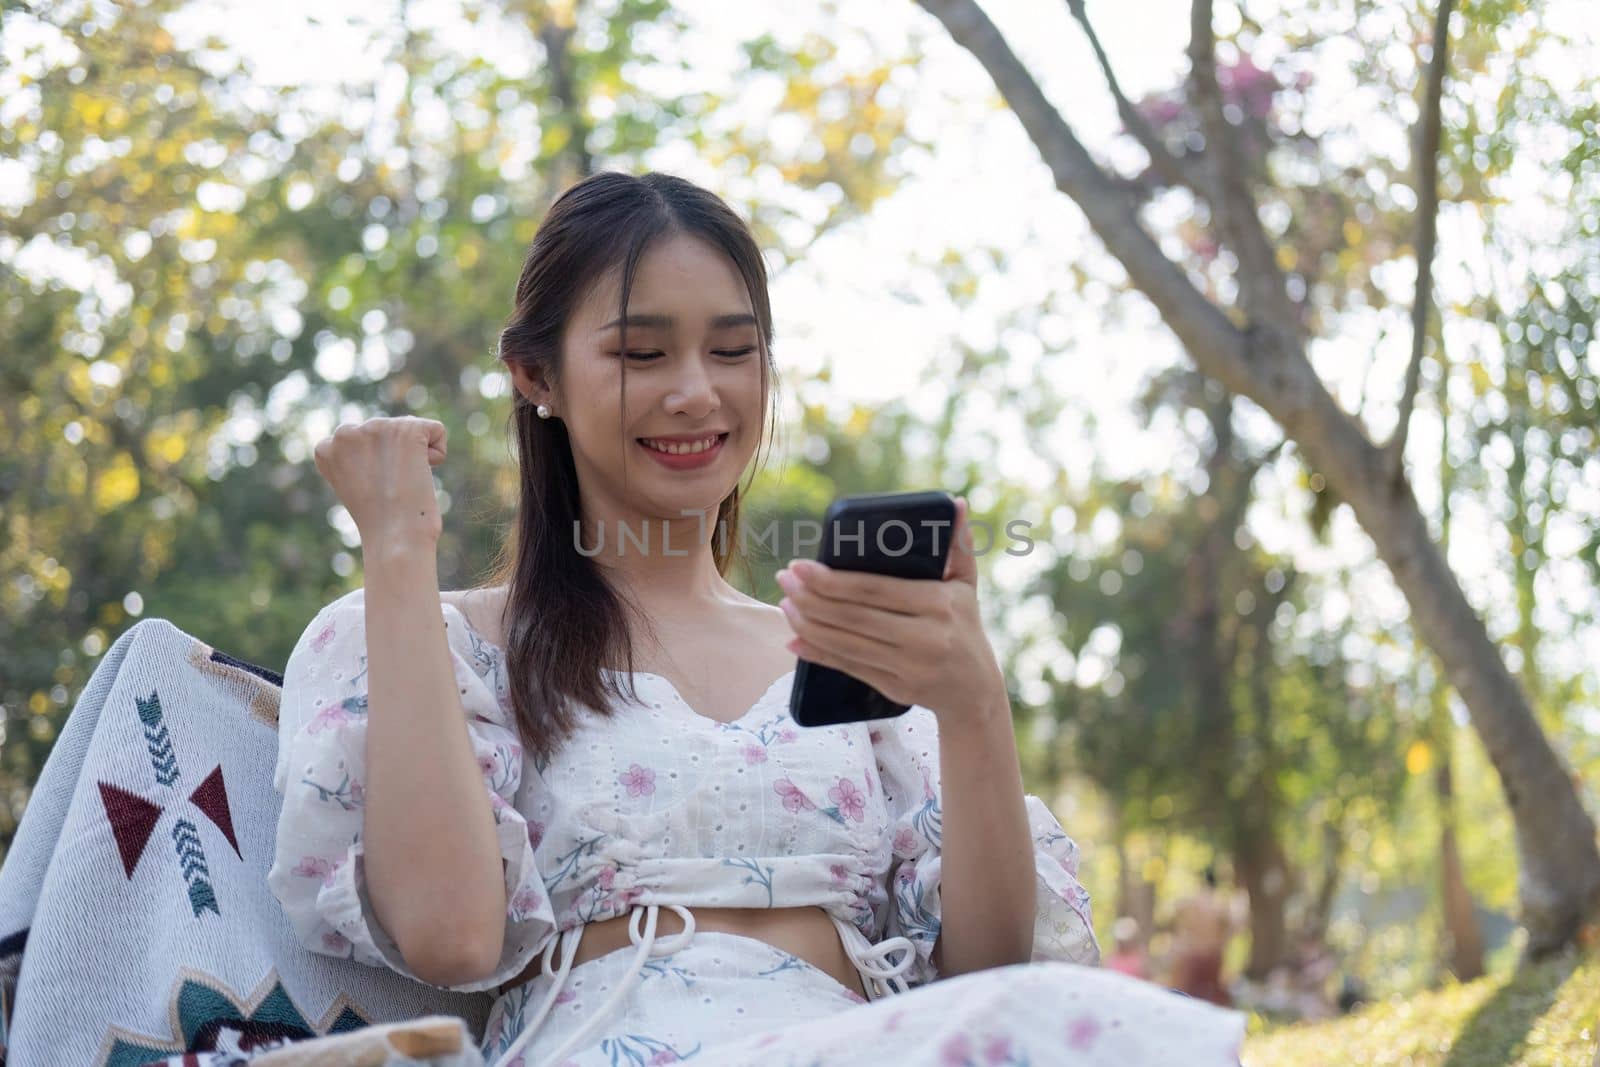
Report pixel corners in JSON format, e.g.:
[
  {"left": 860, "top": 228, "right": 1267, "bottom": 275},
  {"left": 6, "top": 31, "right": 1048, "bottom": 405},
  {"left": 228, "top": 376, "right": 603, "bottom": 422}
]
[{"left": 0, "top": 618, "right": 493, "bottom": 1066}]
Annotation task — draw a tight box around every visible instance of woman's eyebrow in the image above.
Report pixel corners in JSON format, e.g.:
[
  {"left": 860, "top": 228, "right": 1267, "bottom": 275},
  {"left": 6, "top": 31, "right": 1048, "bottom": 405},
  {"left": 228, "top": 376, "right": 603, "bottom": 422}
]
[{"left": 596, "top": 312, "right": 757, "bottom": 333}]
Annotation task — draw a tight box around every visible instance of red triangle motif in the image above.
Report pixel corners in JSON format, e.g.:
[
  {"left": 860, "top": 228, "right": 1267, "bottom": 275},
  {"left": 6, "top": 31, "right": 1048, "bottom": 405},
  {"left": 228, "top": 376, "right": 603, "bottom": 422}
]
[
  {"left": 189, "top": 764, "right": 241, "bottom": 860},
  {"left": 97, "top": 781, "right": 163, "bottom": 879}
]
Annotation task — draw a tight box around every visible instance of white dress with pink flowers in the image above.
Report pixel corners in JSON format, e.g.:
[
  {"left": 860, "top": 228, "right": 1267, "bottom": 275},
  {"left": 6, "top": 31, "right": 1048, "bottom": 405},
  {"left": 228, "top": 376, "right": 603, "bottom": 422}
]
[{"left": 267, "top": 588, "right": 1245, "bottom": 1067}]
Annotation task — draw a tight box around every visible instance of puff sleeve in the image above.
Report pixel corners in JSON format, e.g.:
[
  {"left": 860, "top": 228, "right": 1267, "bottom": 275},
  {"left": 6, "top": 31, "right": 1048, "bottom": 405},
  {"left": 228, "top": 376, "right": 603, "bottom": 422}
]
[
  {"left": 871, "top": 703, "right": 1100, "bottom": 988},
  {"left": 267, "top": 587, "right": 557, "bottom": 993}
]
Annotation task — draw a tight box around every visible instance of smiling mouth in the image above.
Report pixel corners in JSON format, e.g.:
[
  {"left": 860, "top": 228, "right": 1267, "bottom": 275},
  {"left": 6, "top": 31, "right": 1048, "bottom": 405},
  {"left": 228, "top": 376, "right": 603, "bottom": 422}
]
[{"left": 636, "top": 432, "right": 730, "bottom": 456}]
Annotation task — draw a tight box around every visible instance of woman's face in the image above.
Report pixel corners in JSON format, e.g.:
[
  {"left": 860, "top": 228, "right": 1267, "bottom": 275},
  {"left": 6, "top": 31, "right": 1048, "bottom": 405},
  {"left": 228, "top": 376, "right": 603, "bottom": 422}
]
[{"left": 523, "top": 232, "right": 768, "bottom": 523}]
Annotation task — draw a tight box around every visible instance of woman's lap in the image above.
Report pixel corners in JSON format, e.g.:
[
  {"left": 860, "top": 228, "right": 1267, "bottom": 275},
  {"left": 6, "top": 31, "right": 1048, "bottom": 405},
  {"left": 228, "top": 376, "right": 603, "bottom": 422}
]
[
  {"left": 481, "top": 929, "right": 867, "bottom": 1064},
  {"left": 483, "top": 932, "right": 1246, "bottom": 1067}
]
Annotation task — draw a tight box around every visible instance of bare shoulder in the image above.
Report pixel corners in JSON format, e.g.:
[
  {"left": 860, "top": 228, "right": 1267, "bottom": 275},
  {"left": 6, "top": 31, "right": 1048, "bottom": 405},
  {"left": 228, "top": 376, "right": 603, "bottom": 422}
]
[
  {"left": 735, "top": 596, "right": 793, "bottom": 648},
  {"left": 440, "top": 585, "right": 509, "bottom": 647}
]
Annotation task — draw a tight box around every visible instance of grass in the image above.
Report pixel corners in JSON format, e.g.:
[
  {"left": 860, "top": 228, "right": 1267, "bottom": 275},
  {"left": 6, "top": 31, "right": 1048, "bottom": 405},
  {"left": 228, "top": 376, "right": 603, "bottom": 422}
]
[{"left": 1241, "top": 949, "right": 1600, "bottom": 1067}]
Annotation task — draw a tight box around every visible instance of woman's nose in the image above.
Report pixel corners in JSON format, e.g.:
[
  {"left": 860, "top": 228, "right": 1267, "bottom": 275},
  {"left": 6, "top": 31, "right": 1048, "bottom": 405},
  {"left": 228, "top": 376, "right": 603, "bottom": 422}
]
[{"left": 667, "top": 356, "right": 721, "bottom": 417}]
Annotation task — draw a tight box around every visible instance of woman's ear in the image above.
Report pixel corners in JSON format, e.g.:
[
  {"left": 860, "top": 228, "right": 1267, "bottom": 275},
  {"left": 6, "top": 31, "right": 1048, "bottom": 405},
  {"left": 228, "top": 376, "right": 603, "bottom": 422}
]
[{"left": 505, "top": 360, "right": 555, "bottom": 411}]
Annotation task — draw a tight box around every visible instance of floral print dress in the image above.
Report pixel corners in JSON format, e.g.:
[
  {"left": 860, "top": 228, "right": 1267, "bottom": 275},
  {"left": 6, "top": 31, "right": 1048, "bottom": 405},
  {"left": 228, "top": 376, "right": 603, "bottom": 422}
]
[{"left": 267, "top": 589, "right": 1244, "bottom": 1066}]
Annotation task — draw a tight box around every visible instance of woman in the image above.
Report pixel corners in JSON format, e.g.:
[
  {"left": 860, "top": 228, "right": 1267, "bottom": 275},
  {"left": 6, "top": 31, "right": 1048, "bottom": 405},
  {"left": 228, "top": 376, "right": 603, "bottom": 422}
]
[{"left": 268, "top": 171, "right": 1245, "bottom": 1066}]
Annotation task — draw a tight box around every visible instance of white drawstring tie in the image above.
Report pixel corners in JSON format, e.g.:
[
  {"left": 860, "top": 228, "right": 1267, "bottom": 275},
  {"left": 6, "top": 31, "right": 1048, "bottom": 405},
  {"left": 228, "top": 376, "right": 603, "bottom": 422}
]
[
  {"left": 827, "top": 913, "right": 917, "bottom": 999},
  {"left": 488, "top": 902, "right": 696, "bottom": 1067}
]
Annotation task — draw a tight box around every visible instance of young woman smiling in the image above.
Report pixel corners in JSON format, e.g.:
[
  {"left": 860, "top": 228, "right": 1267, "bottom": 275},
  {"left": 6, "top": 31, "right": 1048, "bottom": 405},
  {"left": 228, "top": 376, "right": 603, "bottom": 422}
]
[{"left": 269, "top": 171, "right": 1245, "bottom": 1067}]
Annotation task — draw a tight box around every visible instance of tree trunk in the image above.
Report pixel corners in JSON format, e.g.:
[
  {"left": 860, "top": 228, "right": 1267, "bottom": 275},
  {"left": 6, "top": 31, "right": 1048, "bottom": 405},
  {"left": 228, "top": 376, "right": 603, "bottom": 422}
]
[
  {"left": 1437, "top": 741, "right": 1486, "bottom": 980},
  {"left": 1234, "top": 810, "right": 1292, "bottom": 981},
  {"left": 917, "top": 0, "right": 1600, "bottom": 954}
]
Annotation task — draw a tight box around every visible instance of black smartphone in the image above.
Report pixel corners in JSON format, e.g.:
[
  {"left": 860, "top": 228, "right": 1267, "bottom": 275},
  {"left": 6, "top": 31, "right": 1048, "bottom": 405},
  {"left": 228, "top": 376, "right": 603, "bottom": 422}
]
[{"left": 787, "top": 490, "right": 959, "bottom": 728}]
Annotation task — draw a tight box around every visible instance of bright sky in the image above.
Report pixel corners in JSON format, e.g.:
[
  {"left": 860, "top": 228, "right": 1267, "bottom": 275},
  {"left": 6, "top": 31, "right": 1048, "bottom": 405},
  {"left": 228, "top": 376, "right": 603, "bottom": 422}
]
[{"left": 15, "top": 0, "right": 1600, "bottom": 721}]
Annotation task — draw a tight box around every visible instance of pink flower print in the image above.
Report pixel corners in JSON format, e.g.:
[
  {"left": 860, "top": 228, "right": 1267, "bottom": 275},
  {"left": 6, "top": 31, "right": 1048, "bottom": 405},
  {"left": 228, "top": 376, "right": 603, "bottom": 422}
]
[
  {"left": 869, "top": 729, "right": 883, "bottom": 744},
  {"left": 939, "top": 1032, "right": 973, "bottom": 1067},
  {"left": 509, "top": 886, "right": 545, "bottom": 921},
  {"left": 619, "top": 763, "right": 656, "bottom": 798},
  {"left": 778, "top": 727, "right": 798, "bottom": 742},
  {"left": 528, "top": 818, "right": 545, "bottom": 852},
  {"left": 310, "top": 621, "right": 337, "bottom": 654},
  {"left": 322, "top": 930, "right": 350, "bottom": 953},
  {"left": 1066, "top": 1015, "right": 1101, "bottom": 1050},
  {"left": 648, "top": 1051, "right": 680, "bottom": 1064},
  {"left": 774, "top": 777, "right": 816, "bottom": 813},
  {"left": 620, "top": 885, "right": 645, "bottom": 906},
  {"left": 306, "top": 702, "right": 352, "bottom": 735},
  {"left": 292, "top": 856, "right": 333, "bottom": 883},
  {"left": 478, "top": 752, "right": 500, "bottom": 779},
  {"left": 885, "top": 1008, "right": 906, "bottom": 1033},
  {"left": 829, "top": 863, "right": 851, "bottom": 887},
  {"left": 349, "top": 781, "right": 365, "bottom": 806},
  {"left": 982, "top": 1034, "right": 1014, "bottom": 1064},
  {"left": 741, "top": 743, "right": 768, "bottom": 765},
  {"left": 828, "top": 777, "right": 866, "bottom": 822},
  {"left": 893, "top": 826, "right": 918, "bottom": 854},
  {"left": 597, "top": 864, "right": 616, "bottom": 890},
  {"left": 554, "top": 989, "right": 577, "bottom": 1005}
]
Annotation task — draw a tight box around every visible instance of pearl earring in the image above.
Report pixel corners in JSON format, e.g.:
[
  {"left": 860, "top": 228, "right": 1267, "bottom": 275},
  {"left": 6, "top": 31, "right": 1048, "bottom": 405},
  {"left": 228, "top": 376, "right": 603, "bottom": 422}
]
[{"left": 536, "top": 403, "right": 551, "bottom": 419}]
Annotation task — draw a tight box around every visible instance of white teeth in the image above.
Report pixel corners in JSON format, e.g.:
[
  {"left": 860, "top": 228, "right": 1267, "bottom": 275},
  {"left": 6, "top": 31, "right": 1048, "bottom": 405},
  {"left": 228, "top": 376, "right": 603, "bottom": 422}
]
[{"left": 642, "top": 435, "right": 721, "bottom": 455}]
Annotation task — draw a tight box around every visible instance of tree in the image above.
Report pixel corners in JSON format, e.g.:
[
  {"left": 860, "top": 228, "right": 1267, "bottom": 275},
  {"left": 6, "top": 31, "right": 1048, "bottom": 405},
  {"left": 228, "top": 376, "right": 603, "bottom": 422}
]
[{"left": 915, "top": 0, "right": 1600, "bottom": 954}]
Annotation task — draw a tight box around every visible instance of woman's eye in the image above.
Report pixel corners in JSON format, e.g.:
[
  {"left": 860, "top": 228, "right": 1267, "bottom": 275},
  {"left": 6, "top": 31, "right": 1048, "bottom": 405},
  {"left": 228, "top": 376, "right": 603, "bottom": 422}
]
[
  {"left": 714, "top": 347, "right": 756, "bottom": 358},
  {"left": 621, "top": 351, "right": 663, "bottom": 361}
]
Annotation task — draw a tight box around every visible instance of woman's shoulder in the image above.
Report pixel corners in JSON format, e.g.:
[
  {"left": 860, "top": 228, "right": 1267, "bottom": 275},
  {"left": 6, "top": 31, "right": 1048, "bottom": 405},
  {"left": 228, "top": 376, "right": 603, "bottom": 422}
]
[{"left": 440, "top": 585, "right": 509, "bottom": 651}]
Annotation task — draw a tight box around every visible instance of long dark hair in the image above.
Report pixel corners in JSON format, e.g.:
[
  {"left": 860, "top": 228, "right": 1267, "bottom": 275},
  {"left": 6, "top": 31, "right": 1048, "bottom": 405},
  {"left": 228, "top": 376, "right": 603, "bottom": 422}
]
[{"left": 480, "top": 171, "right": 781, "bottom": 765}]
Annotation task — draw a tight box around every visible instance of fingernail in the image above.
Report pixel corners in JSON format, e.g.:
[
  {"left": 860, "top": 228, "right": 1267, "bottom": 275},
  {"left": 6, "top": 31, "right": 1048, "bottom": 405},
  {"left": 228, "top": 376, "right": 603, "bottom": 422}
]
[
  {"left": 776, "top": 569, "right": 797, "bottom": 593},
  {"left": 791, "top": 560, "right": 820, "bottom": 578}
]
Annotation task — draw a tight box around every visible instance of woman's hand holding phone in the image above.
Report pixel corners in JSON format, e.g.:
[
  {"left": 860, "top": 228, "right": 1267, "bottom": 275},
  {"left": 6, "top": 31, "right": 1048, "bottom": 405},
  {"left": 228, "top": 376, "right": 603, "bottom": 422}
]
[{"left": 774, "top": 496, "right": 1007, "bottom": 728}]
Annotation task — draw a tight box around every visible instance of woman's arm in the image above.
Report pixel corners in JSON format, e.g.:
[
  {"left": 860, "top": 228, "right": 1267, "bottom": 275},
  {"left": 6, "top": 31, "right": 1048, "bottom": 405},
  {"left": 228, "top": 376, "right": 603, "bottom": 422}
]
[
  {"left": 928, "top": 689, "right": 1035, "bottom": 977},
  {"left": 361, "top": 544, "right": 508, "bottom": 986}
]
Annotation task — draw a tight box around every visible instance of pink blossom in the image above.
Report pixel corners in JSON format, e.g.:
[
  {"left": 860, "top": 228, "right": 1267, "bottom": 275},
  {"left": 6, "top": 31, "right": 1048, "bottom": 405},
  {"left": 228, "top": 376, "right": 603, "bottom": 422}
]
[
  {"left": 509, "top": 886, "right": 545, "bottom": 920},
  {"left": 868, "top": 729, "right": 883, "bottom": 744},
  {"left": 774, "top": 777, "right": 816, "bottom": 813},
  {"left": 741, "top": 743, "right": 768, "bottom": 765},
  {"left": 894, "top": 826, "right": 918, "bottom": 854},
  {"left": 648, "top": 1052, "right": 679, "bottom": 1064},
  {"left": 940, "top": 1032, "right": 973, "bottom": 1067},
  {"left": 305, "top": 704, "right": 351, "bottom": 735},
  {"left": 528, "top": 818, "right": 545, "bottom": 851},
  {"left": 292, "top": 856, "right": 332, "bottom": 881},
  {"left": 311, "top": 622, "right": 337, "bottom": 654},
  {"left": 598, "top": 865, "right": 616, "bottom": 890},
  {"left": 478, "top": 753, "right": 500, "bottom": 778},
  {"left": 982, "top": 1033, "right": 1014, "bottom": 1064},
  {"left": 619, "top": 763, "right": 656, "bottom": 798},
  {"left": 554, "top": 990, "right": 577, "bottom": 1005},
  {"left": 829, "top": 863, "right": 850, "bottom": 886},
  {"left": 322, "top": 930, "right": 349, "bottom": 953},
  {"left": 1066, "top": 1015, "right": 1102, "bottom": 1050},
  {"left": 349, "top": 781, "right": 365, "bottom": 806},
  {"left": 829, "top": 777, "right": 866, "bottom": 822},
  {"left": 778, "top": 728, "right": 798, "bottom": 742}
]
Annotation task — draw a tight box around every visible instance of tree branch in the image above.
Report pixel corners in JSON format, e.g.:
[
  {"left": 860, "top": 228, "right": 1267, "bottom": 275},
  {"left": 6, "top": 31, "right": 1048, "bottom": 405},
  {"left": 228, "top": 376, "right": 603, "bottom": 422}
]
[
  {"left": 1065, "top": 0, "right": 1199, "bottom": 193},
  {"left": 915, "top": 0, "right": 1257, "bottom": 398},
  {"left": 1388, "top": 0, "right": 1456, "bottom": 487},
  {"left": 1186, "top": 0, "right": 1300, "bottom": 336}
]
